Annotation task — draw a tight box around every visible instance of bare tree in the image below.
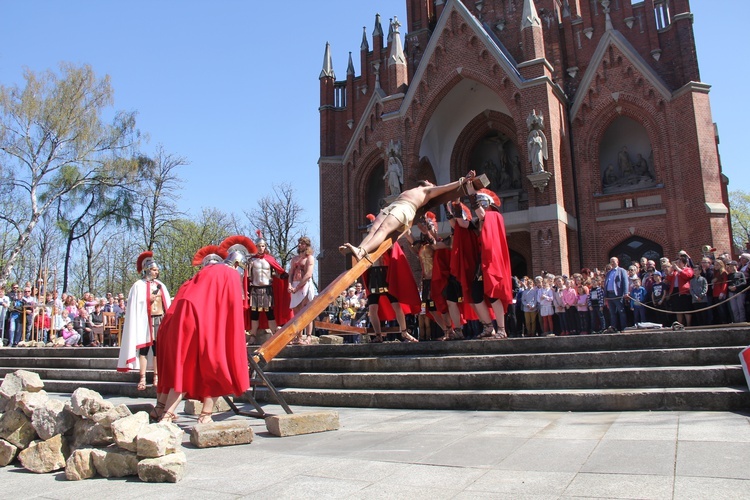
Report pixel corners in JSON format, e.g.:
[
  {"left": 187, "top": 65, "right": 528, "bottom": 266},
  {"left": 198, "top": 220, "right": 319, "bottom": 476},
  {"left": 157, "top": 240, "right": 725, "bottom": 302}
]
[
  {"left": 245, "top": 183, "right": 309, "bottom": 269},
  {"left": 137, "top": 145, "right": 187, "bottom": 250},
  {"left": 729, "top": 190, "right": 750, "bottom": 253}
]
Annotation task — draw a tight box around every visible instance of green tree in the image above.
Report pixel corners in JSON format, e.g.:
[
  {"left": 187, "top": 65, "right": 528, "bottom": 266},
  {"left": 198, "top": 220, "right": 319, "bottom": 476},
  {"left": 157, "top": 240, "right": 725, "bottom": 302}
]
[
  {"left": 154, "top": 208, "right": 238, "bottom": 293},
  {"left": 0, "top": 63, "right": 139, "bottom": 286},
  {"left": 729, "top": 190, "right": 750, "bottom": 253}
]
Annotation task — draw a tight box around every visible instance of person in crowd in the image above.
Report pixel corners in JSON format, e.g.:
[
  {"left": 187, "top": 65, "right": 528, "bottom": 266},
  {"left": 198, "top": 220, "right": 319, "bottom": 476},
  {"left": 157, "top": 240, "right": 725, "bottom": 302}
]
[
  {"left": 117, "top": 251, "right": 172, "bottom": 392},
  {"left": 629, "top": 277, "right": 648, "bottom": 327},
  {"left": 90, "top": 302, "right": 105, "bottom": 346},
  {"left": 21, "top": 286, "right": 37, "bottom": 341},
  {"left": 562, "top": 276, "right": 579, "bottom": 335},
  {"left": 61, "top": 321, "right": 81, "bottom": 346},
  {"left": 539, "top": 277, "right": 555, "bottom": 336},
  {"left": 699, "top": 257, "right": 715, "bottom": 325},
  {"left": 711, "top": 259, "right": 729, "bottom": 324},
  {"left": 588, "top": 276, "right": 606, "bottom": 333},
  {"left": 64, "top": 295, "right": 78, "bottom": 322},
  {"left": 603, "top": 257, "right": 629, "bottom": 333},
  {"left": 50, "top": 305, "right": 67, "bottom": 342},
  {"left": 666, "top": 253, "right": 694, "bottom": 326},
  {"left": 689, "top": 264, "right": 708, "bottom": 326},
  {"left": 553, "top": 276, "right": 569, "bottom": 336},
  {"left": 650, "top": 272, "right": 669, "bottom": 326},
  {"left": 726, "top": 260, "right": 746, "bottom": 323},
  {"left": 576, "top": 279, "right": 590, "bottom": 335},
  {"left": 0, "top": 286, "right": 8, "bottom": 346},
  {"left": 73, "top": 308, "right": 95, "bottom": 346},
  {"left": 522, "top": 276, "right": 542, "bottom": 337}
]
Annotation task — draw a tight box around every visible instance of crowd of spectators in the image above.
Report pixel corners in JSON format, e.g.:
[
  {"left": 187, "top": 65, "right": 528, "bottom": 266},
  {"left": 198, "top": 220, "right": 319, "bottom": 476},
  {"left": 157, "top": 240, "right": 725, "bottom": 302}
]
[
  {"left": 320, "top": 249, "right": 750, "bottom": 341},
  {"left": 0, "top": 284, "right": 127, "bottom": 348}
]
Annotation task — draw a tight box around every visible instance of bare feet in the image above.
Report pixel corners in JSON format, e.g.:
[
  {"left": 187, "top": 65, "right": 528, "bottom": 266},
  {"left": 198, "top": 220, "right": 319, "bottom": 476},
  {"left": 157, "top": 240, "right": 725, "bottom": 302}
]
[
  {"left": 339, "top": 243, "right": 365, "bottom": 260},
  {"left": 137, "top": 376, "right": 147, "bottom": 391}
]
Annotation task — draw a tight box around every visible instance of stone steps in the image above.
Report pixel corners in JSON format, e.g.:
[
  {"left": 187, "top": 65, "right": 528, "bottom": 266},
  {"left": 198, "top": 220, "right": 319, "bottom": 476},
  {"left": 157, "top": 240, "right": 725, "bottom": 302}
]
[{"left": 0, "top": 327, "right": 748, "bottom": 411}]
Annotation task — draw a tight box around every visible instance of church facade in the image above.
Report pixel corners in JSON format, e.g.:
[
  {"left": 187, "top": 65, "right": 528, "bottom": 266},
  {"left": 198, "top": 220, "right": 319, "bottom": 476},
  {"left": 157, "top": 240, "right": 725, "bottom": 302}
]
[{"left": 318, "top": 0, "right": 730, "bottom": 286}]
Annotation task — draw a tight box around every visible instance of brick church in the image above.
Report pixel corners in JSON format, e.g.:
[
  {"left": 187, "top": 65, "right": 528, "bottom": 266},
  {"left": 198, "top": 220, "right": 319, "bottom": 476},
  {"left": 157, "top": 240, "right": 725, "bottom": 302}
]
[{"left": 318, "top": 0, "right": 730, "bottom": 287}]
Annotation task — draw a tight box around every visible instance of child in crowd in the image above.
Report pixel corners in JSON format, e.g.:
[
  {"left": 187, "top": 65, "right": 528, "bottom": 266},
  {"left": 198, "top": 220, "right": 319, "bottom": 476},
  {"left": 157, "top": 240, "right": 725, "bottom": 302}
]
[
  {"left": 689, "top": 264, "right": 708, "bottom": 326},
  {"left": 629, "top": 278, "right": 647, "bottom": 327},
  {"left": 539, "top": 277, "right": 555, "bottom": 336},
  {"left": 562, "top": 277, "right": 578, "bottom": 335},
  {"left": 650, "top": 272, "right": 668, "bottom": 326},
  {"left": 522, "top": 276, "right": 542, "bottom": 337},
  {"left": 553, "top": 276, "right": 569, "bottom": 335},
  {"left": 61, "top": 322, "right": 81, "bottom": 347},
  {"left": 576, "top": 280, "right": 590, "bottom": 334},
  {"left": 588, "top": 276, "right": 606, "bottom": 333}
]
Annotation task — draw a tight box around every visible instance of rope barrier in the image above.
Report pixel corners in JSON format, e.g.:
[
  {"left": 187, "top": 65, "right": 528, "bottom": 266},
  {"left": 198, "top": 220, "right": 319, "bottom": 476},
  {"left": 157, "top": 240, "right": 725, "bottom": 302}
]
[{"left": 603, "top": 282, "right": 750, "bottom": 316}]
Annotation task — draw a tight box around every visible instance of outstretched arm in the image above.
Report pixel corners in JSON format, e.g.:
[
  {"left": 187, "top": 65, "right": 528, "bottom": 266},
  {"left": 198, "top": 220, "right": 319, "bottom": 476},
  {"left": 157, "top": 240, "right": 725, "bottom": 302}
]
[{"left": 423, "top": 170, "right": 476, "bottom": 204}]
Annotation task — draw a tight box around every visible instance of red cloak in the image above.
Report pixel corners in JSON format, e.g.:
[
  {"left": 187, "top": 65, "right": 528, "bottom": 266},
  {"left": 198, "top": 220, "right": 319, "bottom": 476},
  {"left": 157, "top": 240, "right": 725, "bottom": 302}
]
[
  {"left": 362, "top": 242, "right": 421, "bottom": 321},
  {"left": 245, "top": 253, "right": 292, "bottom": 330},
  {"left": 157, "top": 264, "right": 250, "bottom": 400},
  {"left": 430, "top": 247, "right": 451, "bottom": 315},
  {"left": 480, "top": 210, "right": 513, "bottom": 309},
  {"left": 450, "top": 225, "right": 480, "bottom": 321}
]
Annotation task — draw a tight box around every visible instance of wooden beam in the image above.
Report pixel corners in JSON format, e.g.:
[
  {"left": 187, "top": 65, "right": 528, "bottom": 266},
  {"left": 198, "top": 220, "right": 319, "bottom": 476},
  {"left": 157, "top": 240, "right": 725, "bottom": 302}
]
[
  {"left": 313, "top": 321, "right": 367, "bottom": 335},
  {"left": 415, "top": 173, "right": 490, "bottom": 218},
  {"left": 253, "top": 236, "right": 395, "bottom": 365}
]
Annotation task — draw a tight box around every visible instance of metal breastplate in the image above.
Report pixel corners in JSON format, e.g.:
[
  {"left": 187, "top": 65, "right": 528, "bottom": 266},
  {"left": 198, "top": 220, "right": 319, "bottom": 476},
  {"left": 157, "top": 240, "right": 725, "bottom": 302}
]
[{"left": 251, "top": 258, "right": 272, "bottom": 286}]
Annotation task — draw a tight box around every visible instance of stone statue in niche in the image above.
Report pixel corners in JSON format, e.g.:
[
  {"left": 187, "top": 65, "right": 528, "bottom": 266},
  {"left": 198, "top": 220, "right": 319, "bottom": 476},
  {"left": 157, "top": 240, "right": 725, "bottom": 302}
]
[
  {"left": 526, "top": 110, "right": 548, "bottom": 173},
  {"left": 601, "top": 145, "right": 657, "bottom": 193},
  {"left": 383, "top": 139, "right": 404, "bottom": 196}
]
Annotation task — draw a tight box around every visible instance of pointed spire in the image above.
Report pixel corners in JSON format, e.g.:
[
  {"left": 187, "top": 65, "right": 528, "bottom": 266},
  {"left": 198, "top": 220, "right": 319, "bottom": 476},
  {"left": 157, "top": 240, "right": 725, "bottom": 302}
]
[
  {"left": 388, "top": 17, "right": 406, "bottom": 66},
  {"left": 601, "top": 0, "right": 613, "bottom": 31},
  {"left": 387, "top": 17, "right": 394, "bottom": 45},
  {"left": 347, "top": 52, "right": 355, "bottom": 76},
  {"left": 360, "top": 26, "right": 369, "bottom": 51},
  {"left": 373, "top": 13, "right": 383, "bottom": 37},
  {"left": 319, "top": 41, "right": 335, "bottom": 79},
  {"left": 521, "top": 0, "right": 541, "bottom": 29}
]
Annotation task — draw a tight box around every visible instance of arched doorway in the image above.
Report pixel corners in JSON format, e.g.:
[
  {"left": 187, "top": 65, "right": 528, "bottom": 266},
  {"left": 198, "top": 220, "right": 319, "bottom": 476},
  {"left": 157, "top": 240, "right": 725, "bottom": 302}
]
[{"left": 609, "top": 237, "right": 663, "bottom": 269}]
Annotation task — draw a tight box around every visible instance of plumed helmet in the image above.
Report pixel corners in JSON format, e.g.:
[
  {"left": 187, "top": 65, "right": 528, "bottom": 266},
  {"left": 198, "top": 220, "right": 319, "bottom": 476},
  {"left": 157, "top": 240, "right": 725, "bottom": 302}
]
[
  {"left": 192, "top": 245, "right": 228, "bottom": 267},
  {"left": 456, "top": 202, "right": 472, "bottom": 221},
  {"left": 424, "top": 211, "right": 437, "bottom": 222},
  {"left": 255, "top": 229, "right": 267, "bottom": 247},
  {"left": 220, "top": 235, "right": 257, "bottom": 268},
  {"left": 136, "top": 251, "right": 158, "bottom": 276},
  {"left": 476, "top": 189, "right": 501, "bottom": 210}
]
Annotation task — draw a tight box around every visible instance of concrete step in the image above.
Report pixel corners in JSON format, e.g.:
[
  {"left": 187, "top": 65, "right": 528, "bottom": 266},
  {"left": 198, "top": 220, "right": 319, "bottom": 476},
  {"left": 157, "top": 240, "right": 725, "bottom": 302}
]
[
  {"left": 274, "top": 386, "right": 750, "bottom": 412},
  {"left": 0, "top": 357, "right": 117, "bottom": 370},
  {"left": 265, "top": 365, "right": 746, "bottom": 390},
  {"left": 266, "top": 346, "right": 745, "bottom": 373},
  {"left": 38, "top": 379, "right": 156, "bottom": 398}
]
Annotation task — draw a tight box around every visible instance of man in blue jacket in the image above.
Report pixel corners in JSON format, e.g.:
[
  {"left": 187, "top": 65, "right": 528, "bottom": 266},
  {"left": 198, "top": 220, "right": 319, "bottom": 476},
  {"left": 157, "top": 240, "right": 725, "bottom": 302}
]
[{"left": 604, "top": 256, "right": 629, "bottom": 332}]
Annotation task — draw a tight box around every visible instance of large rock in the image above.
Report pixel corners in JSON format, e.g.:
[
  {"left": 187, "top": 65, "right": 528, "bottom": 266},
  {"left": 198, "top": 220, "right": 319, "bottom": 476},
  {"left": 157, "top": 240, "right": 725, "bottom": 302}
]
[
  {"left": 138, "top": 451, "right": 187, "bottom": 483},
  {"left": 90, "top": 447, "right": 138, "bottom": 478},
  {"left": 112, "top": 412, "right": 150, "bottom": 452},
  {"left": 0, "top": 438, "right": 18, "bottom": 466},
  {"left": 17, "top": 434, "right": 68, "bottom": 473},
  {"left": 183, "top": 397, "right": 232, "bottom": 415},
  {"left": 0, "top": 370, "right": 44, "bottom": 399},
  {"left": 0, "top": 408, "right": 38, "bottom": 449},
  {"left": 190, "top": 420, "right": 254, "bottom": 448},
  {"left": 32, "top": 399, "right": 78, "bottom": 441},
  {"left": 66, "top": 388, "right": 114, "bottom": 419},
  {"left": 91, "top": 403, "right": 131, "bottom": 428},
  {"left": 71, "top": 418, "right": 112, "bottom": 448},
  {"left": 136, "top": 422, "right": 183, "bottom": 458},
  {"left": 65, "top": 448, "right": 96, "bottom": 481},
  {"left": 13, "top": 390, "right": 49, "bottom": 417},
  {"left": 265, "top": 411, "right": 340, "bottom": 437}
]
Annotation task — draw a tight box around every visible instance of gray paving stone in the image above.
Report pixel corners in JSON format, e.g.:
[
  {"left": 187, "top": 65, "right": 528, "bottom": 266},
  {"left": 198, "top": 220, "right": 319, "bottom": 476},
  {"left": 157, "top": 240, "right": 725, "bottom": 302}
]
[
  {"left": 581, "top": 439, "right": 677, "bottom": 476},
  {"left": 497, "top": 438, "right": 600, "bottom": 472},
  {"left": 563, "top": 472, "right": 674, "bottom": 499},
  {"left": 676, "top": 441, "right": 750, "bottom": 480}
]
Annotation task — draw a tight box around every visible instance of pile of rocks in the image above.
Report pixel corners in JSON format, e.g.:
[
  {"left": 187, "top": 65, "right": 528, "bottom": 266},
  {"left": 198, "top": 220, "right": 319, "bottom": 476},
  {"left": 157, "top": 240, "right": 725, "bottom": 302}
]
[{"left": 0, "top": 370, "right": 186, "bottom": 483}]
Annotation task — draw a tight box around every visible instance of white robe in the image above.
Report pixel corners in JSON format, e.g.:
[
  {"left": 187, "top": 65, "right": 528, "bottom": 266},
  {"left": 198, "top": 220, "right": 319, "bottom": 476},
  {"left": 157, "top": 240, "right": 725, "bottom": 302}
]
[{"left": 116, "top": 278, "right": 171, "bottom": 372}]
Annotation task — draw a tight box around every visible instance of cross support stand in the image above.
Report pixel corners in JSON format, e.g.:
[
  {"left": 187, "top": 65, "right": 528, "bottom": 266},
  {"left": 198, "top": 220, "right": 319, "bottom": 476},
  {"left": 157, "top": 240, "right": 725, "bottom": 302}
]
[{"left": 223, "top": 355, "right": 293, "bottom": 419}]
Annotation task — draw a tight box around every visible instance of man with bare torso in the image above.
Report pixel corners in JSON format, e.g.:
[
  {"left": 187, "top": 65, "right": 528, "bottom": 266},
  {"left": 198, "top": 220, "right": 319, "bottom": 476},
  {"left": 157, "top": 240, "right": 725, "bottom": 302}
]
[
  {"left": 340, "top": 170, "right": 476, "bottom": 260},
  {"left": 288, "top": 236, "right": 315, "bottom": 344}
]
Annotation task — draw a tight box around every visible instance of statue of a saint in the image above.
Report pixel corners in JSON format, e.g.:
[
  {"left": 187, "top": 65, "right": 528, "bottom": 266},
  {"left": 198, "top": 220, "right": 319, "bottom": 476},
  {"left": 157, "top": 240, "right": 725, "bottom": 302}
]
[
  {"left": 384, "top": 153, "right": 404, "bottom": 196},
  {"left": 527, "top": 129, "right": 548, "bottom": 173},
  {"left": 618, "top": 146, "right": 634, "bottom": 178}
]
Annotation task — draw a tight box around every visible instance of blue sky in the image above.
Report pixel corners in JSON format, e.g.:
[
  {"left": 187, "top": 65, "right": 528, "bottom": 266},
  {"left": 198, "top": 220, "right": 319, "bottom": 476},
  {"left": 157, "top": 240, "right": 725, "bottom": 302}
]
[{"left": 1, "top": 1, "right": 747, "bottom": 246}]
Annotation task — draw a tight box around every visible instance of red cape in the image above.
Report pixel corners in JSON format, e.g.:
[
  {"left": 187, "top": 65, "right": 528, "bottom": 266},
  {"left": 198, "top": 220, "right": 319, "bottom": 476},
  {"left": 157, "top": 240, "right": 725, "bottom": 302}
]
[
  {"left": 450, "top": 225, "right": 480, "bottom": 321},
  {"left": 157, "top": 264, "right": 250, "bottom": 400},
  {"left": 244, "top": 253, "right": 292, "bottom": 330},
  {"left": 431, "top": 247, "right": 451, "bottom": 315},
  {"left": 362, "top": 242, "right": 421, "bottom": 321},
  {"left": 480, "top": 211, "right": 513, "bottom": 309}
]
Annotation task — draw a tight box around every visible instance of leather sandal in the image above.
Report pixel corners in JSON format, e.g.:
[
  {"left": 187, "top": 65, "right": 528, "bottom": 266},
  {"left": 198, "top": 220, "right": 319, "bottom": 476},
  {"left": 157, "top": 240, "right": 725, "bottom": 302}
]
[
  {"left": 197, "top": 411, "right": 213, "bottom": 424},
  {"left": 149, "top": 401, "right": 165, "bottom": 422},
  {"left": 401, "top": 331, "right": 419, "bottom": 343},
  {"left": 160, "top": 411, "right": 177, "bottom": 423}
]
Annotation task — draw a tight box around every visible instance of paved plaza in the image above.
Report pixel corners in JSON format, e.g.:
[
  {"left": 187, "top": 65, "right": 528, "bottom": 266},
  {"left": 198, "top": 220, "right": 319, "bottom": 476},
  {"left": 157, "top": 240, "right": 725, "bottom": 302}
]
[{"left": 1, "top": 395, "right": 749, "bottom": 499}]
